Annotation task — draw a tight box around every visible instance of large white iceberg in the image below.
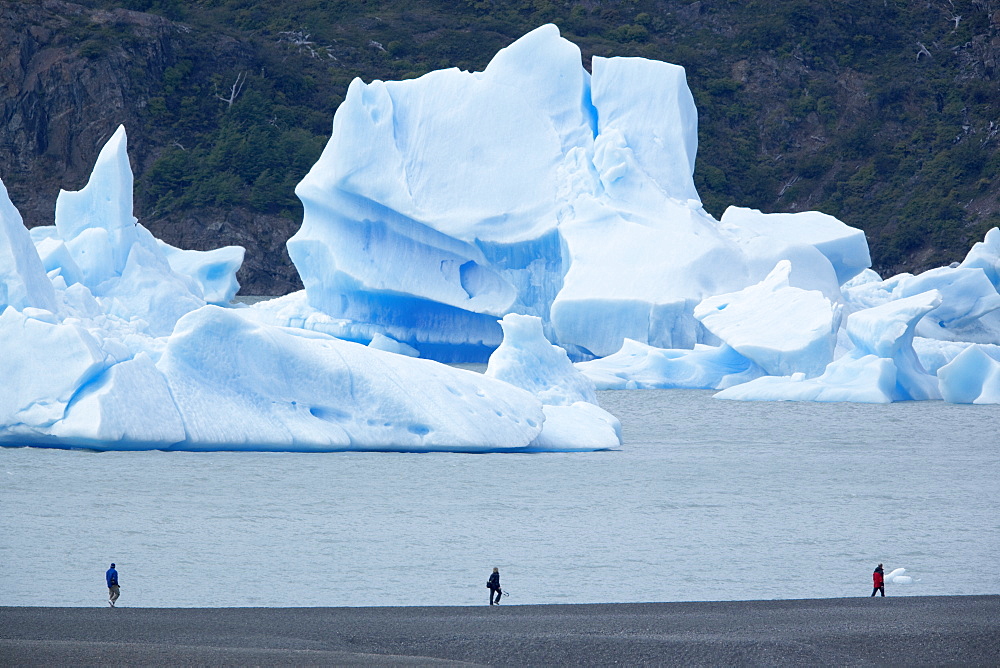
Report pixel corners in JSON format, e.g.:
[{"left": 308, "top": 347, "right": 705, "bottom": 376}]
[
  {"left": 0, "top": 122, "right": 618, "bottom": 452},
  {"left": 274, "top": 24, "right": 1000, "bottom": 404},
  {"left": 287, "top": 25, "right": 780, "bottom": 360},
  {"left": 7, "top": 21, "right": 1000, "bottom": 449}
]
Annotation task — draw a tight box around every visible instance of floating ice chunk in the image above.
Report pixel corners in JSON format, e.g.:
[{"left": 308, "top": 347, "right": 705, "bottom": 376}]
[
  {"left": 938, "top": 344, "right": 1000, "bottom": 404},
  {"left": 487, "top": 313, "right": 596, "bottom": 405},
  {"left": 486, "top": 313, "right": 621, "bottom": 448},
  {"left": 51, "top": 352, "right": 185, "bottom": 448},
  {"left": 0, "top": 179, "right": 57, "bottom": 312},
  {"left": 368, "top": 332, "right": 419, "bottom": 357},
  {"left": 157, "top": 240, "right": 244, "bottom": 305},
  {"left": 720, "top": 206, "right": 871, "bottom": 286},
  {"left": 716, "top": 355, "right": 898, "bottom": 403},
  {"left": 845, "top": 290, "right": 941, "bottom": 400},
  {"left": 694, "top": 260, "right": 842, "bottom": 377},
  {"left": 885, "top": 567, "right": 913, "bottom": 584},
  {"left": 0, "top": 307, "right": 106, "bottom": 434},
  {"left": 718, "top": 291, "right": 942, "bottom": 402},
  {"left": 576, "top": 338, "right": 763, "bottom": 390},
  {"left": 157, "top": 306, "right": 547, "bottom": 452},
  {"left": 831, "top": 290, "right": 943, "bottom": 401}
]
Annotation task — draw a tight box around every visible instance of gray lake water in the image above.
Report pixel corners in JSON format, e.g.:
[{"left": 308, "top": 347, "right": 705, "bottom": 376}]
[{"left": 1, "top": 390, "right": 997, "bottom": 607}]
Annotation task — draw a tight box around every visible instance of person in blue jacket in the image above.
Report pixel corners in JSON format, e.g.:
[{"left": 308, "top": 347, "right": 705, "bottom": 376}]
[
  {"left": 487, "top": 567, "right": 502, "bottom": 605},
  {"left": 106, "top": 563, "right": 120, "bottom": 607}
]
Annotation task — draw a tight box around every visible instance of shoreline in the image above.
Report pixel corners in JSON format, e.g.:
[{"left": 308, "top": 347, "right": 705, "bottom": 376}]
[{"left": 3, "top": 595, "right": 998, "bottom": 666}]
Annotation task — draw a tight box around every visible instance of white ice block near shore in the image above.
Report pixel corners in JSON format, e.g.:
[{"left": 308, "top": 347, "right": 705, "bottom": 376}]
[{"left": 885, "top": 567, "right": 914, "bottom": 585}]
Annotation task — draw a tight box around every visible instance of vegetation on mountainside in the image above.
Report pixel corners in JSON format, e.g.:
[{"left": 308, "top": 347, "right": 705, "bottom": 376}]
[{"left": 74, "top": 0, "right": 1000, "bottom": 278}]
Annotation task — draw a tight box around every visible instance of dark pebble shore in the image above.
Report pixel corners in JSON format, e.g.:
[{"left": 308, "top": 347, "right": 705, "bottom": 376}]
[{"left": 2, "top": 596, "right": 998, "bottom": 666}]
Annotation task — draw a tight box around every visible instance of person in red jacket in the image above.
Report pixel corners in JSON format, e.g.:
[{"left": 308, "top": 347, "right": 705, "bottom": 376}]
[{"left": 871, "top": 563, "right": 885, "bottom": 597}]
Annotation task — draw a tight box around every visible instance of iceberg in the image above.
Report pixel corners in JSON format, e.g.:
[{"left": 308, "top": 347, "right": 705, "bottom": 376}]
[
  {"left": 0, "top": 122, "right": 619, "bottom": 452},
  {"left": 156, "top": 307, "right": 548, "bottom": 452},
  {"left": 279, "top": 23, "right": 894, "bottom": 373},
  {"left": 7, "top": 19, "right": 1000, "bottom": 446},
  {"left": 286, "top": 24, "right": 761, "bottom": 360}
]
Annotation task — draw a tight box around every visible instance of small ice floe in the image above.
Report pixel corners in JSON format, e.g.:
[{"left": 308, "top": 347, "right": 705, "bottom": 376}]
[{"left": 885, "top": 567, "right": 913, "bottom": 584}]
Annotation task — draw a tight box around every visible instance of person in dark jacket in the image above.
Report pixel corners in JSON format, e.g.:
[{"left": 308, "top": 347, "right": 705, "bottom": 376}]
[
  {"left": 871, "top": 563, "right": 885, "bottom": 597},
  {"left": 106, "top": 563, "right": 120, "bottom": 607},
  {"left": 487, "top": 567, "right": 502, "bottom": 605}
]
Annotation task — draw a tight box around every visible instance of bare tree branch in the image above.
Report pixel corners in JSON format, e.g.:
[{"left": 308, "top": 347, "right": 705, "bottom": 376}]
[{"left": 216, "top": 72, "right": 246, "bottom": 109}]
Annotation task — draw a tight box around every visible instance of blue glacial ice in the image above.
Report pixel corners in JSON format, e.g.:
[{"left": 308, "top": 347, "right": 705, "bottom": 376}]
[
  {"left": 6, "top": 25, "right": 1000, "bottom": 456},
  {"left": 274, "top": 24, "right": 1000, "bottom": 404},
  {"left": 0, "top": 121, "right": 615, "bottom": 452}
]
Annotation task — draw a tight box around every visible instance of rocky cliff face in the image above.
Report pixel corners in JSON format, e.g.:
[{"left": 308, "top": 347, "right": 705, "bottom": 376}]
[
  {"left": 0, "top": 1, "right": 302, "bottom": 294},
  {"left": 1, "top": 2, "right": 169, "bottom": 220}
]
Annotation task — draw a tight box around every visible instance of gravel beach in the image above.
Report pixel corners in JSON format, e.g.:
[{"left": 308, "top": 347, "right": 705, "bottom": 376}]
[{"left": 2, "top": 596, "right": 998, "bottom": 666}]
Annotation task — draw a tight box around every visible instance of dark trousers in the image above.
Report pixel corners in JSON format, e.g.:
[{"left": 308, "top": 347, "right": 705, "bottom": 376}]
[
  {"left": 489, "top": 587, "right": 502, "bottom": 605},
  {"left": 871, "top": 586, "right": 884, "bottom": 597}
]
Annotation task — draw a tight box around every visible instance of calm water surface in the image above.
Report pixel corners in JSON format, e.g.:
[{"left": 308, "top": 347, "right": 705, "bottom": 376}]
[{"left": 1, "top": 390, "right": 997, "bottom": 607}]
